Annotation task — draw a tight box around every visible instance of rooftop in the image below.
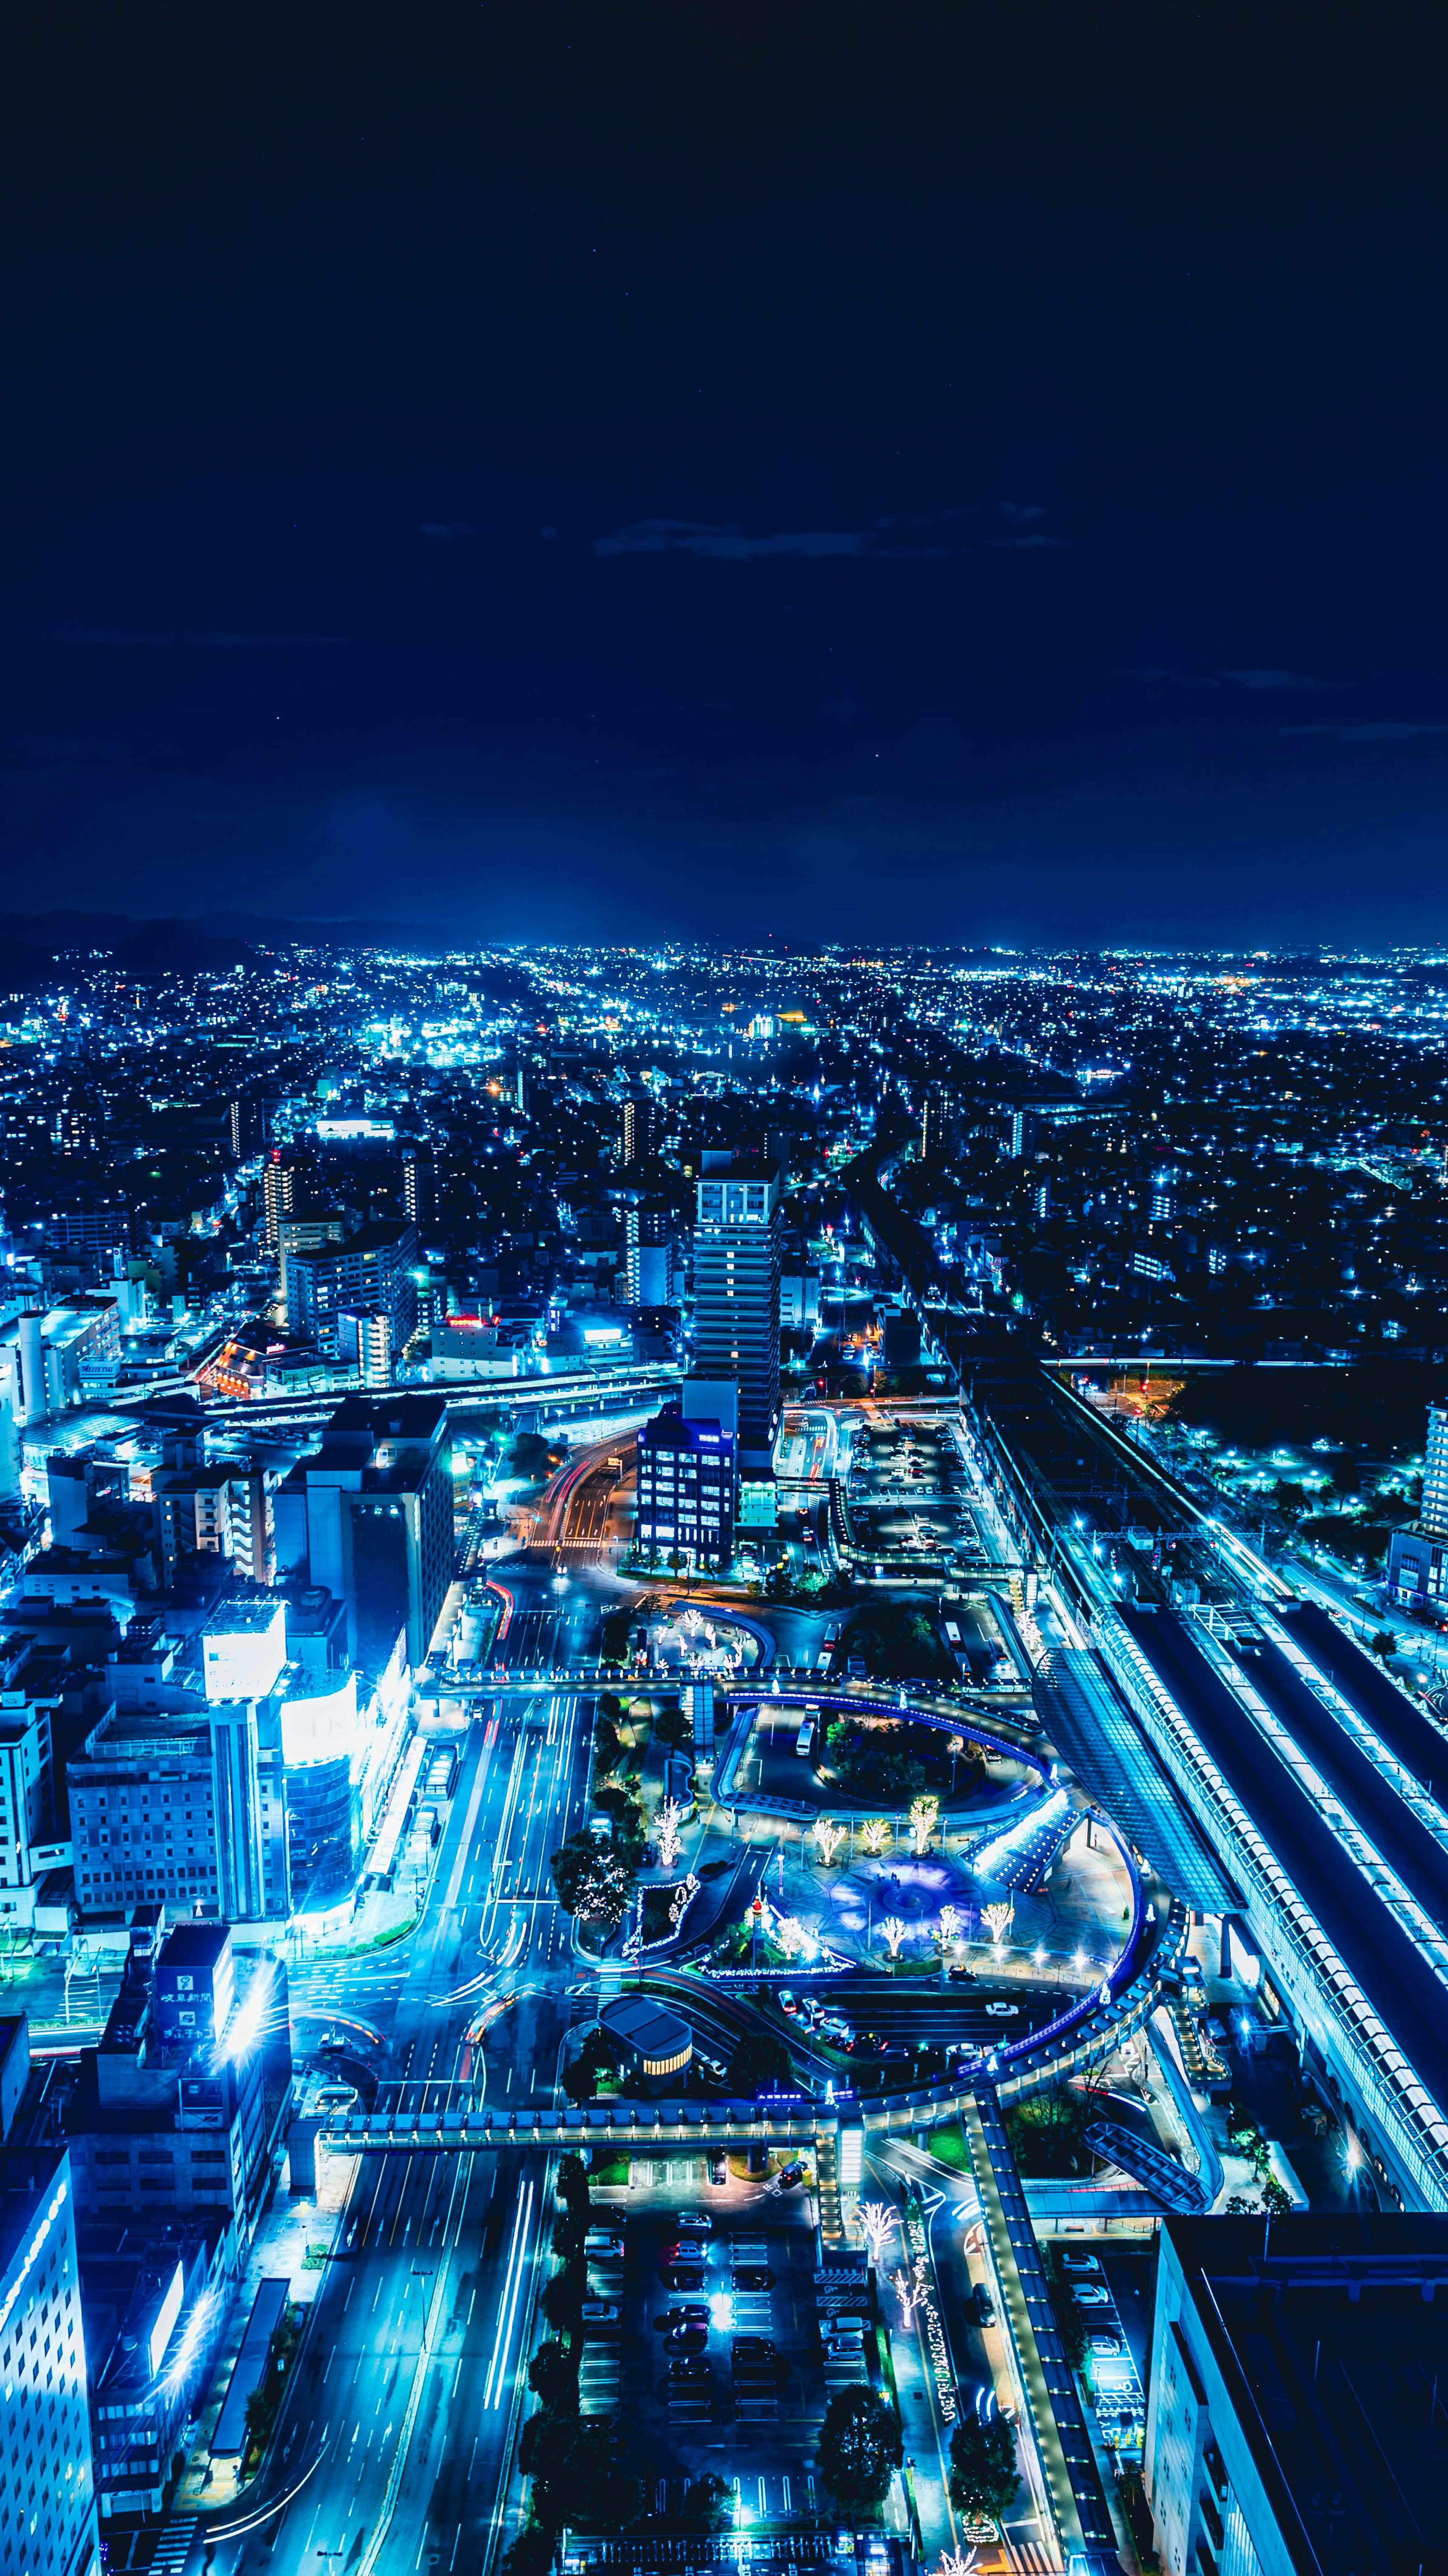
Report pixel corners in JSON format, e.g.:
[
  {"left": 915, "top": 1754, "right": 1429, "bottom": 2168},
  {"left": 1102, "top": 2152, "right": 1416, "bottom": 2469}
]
[{"left": 1167, "top": 2213, "right": 1448, "bottom": 2576}]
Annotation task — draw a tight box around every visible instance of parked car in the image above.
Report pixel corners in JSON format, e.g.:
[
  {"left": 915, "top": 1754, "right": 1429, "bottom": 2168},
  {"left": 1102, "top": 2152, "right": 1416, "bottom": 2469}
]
[
  {"left": 1072, "top": 2286, "right": 1112, "bottom": 2309},
  {"left": 581, "top": 2302, "right": 619, "bottom": 2325},
  {"left": 1089, "top": 2331, "right": 1124, "bottom": 2357},
  {"left": 668, "top": 2355, "right": 712, "bottom": 2379},
  {"left": 676, "top": 2212, "right": 713, "bottom": 2233},
  {"left": 971, "top": 2283, "right": 996, "bottom": 2326},
  {"left": 1060, "top": 2252, "right": 1103, "bottom": 2277},
  {"left": 585, "top": 2232, "right": 624, "bottom": 2257},
  {"left": 732, "top": 2268, "right": 775, "bottom": 2292},
  {"left": 667, "top": 2321, "right": 708, "bottom": 2351},
  {"left": 662, "top": 2266, "right": 706, "bottom": 2292}
]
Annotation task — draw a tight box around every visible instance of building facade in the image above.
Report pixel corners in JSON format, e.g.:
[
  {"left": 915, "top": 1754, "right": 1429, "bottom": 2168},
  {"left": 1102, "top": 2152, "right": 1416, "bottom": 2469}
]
[
  {"left": 0, "top": 2150, "right": 100, "bottom": 2576},
  {"left": 692, "top": 1157, "right": 781, "bottom": 1474},
  {"left": 635, "top": 1411, "right": 736, "bottom": 1570}
]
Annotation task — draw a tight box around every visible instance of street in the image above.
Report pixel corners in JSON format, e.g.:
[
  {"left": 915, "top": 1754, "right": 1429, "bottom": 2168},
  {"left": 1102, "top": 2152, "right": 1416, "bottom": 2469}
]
[{"left": 196, "top": 1687, "right": 597, "bottom": 2576}]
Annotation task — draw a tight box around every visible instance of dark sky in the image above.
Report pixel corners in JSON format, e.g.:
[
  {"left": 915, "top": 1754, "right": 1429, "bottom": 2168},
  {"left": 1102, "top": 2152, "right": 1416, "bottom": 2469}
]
[{"left": 4, "top": 1, "right": 1448, "bottom": 945}]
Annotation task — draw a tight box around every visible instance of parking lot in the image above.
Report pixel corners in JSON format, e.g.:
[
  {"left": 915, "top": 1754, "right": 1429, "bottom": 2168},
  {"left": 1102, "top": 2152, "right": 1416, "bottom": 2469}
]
[
  {"left": 1057, "top": 2243, "right": 1150, "bottom": 2467},
  {"left": 576, "top": 2183, "right": 881, "bottom": 2510}
]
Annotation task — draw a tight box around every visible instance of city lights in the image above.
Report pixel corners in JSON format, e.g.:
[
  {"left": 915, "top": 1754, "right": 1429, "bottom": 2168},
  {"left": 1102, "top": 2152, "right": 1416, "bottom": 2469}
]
[{"left": 908, "top": 1794, "right": 939, "bottom": 1855}]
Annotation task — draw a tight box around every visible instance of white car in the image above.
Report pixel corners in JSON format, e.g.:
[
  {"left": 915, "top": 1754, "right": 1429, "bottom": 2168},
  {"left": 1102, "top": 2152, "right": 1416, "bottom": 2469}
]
[
  {"left": 585, "top": 2232, "right": 624, "bottom": 2258},
  {"left": 581, "top": 2302, "right": 619, "bottom": 2325},
  {"left": 676, "top": 2212, "right": 713, "bottom": 2234},
  {"left": 985, "top": 2002, "right": 1019, "bottom": 2020}
]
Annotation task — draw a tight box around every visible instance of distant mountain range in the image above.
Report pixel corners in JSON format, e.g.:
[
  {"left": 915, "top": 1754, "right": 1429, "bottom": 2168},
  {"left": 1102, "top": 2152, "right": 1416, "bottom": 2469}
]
[{"left": 0, "top": 910, "right": 447, "bottom": 983}]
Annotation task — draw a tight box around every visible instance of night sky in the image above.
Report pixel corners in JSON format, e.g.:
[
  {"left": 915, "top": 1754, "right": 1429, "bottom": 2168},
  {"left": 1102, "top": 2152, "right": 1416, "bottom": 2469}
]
[{"left": 4, "top": 2, "right": 1448, "bottom": 944}]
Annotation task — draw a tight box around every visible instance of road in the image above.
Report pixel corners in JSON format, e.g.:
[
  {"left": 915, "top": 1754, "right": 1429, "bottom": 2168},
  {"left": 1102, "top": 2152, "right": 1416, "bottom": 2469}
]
[{"left": 198, "top": 1689, "right": 597, "bottom": 2576}]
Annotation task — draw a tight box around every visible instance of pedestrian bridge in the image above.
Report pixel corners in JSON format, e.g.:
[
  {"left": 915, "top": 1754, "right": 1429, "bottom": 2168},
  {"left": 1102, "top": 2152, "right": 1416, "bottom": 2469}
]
[{"left": 318, "top": 1895, "right": 1191, "bottom": 2165}]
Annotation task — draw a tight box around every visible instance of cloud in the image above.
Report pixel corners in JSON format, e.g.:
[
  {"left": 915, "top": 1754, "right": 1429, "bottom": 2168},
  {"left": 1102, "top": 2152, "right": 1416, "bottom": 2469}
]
[
  {"left": 1223, "top": 668, "right": 1342, "bottom": 691},
  {"left": 593, "top": 518, "right": 871, "bottom": 560},
  {"left": 14, "top": 619, "right": 342, "bottom": 648},
  {"left": 419, "top": 521, "right": 489, "bottom": 542},
  {"left": 592, "top": 504, "right": 1073, "bottom": 563},
  {"left": 1281, "top": 720, "right": 1448, "bottom": 741}
]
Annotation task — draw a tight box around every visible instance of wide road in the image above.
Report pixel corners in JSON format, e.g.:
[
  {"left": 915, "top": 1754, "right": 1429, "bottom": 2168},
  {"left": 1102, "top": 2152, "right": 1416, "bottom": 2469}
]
[{"left": 198, "top": 1690, "right": 597, "bottom": 2576}]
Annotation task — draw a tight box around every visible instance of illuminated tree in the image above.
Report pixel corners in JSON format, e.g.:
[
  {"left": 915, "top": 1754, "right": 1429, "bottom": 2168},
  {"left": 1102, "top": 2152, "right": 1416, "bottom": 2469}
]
[
  {"left": 983, "top": 1901, "right": 1014, "bottom": 1948},
  {"left": 813, "top": 1818, "right": 845, "bottom": 1867},
  {"left": 882, "top": 1915, "right": 906, "bottom": 1958},
  {"left": 861, "top": 1819, "right": 888, "bottom": 1856},
  {"left": 857, "top": 2201, "right": 897, "bottom": 2264},
  {"left": 889, "top": 2257, "right": 927, "bottom": 2323},
  {"left": 908, "top": 1795, "right": 939, "bottom": 1855},
  {"left": 657, "top": 1797, "right": 686, "bottom": 1871},
  {"left": 938, "top": 1904, "right": 963, "bottom": 1948}
]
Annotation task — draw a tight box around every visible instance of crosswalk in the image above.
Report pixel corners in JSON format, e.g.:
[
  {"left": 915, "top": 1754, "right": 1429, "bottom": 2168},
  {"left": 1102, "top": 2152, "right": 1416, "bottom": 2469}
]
[{"left": 147, "top": 2519, "right": 197, "bottom": 2576}]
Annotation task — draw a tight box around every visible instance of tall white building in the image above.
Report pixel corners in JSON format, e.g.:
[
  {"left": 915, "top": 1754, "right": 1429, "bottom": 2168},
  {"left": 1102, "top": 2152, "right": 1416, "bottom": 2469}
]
[
  {"left": 0, "top": 2148, "right": 100, "bottom": 2576},
  {"left": 692, "top": 1156, "right": 781, "bottom": 1474}
]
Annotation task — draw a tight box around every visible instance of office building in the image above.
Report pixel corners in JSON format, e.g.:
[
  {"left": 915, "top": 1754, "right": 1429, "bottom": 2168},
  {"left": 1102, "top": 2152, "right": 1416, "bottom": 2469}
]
[
  {"left": 635, "top": 1409, "right": 736, "bottom": 1570},
  {"left": 1387, "top": 1399, "right": 1448, "bottom": 1610},
  {"left": 63, "top": 1927, "right": 292, "bottom": 2252},
  {"left": 274, "top": 1394, "right": 451, "bottom": 1670},
  {"left": 1145, "top": 2214, "right": 1448, "bottom": 2576},
  {"left": 692, "top": 1155, "right": 781, "bottom": 1474},
  {"left": 282, "top": 1221, "right": 418, "bottom": 1362},
  {"left": 0, "top": 2148, "right": 100, "bottom": 2576},
  {"left": 83, "top": 2223, "right": 228, "bottom": 2521},
  {"left": 0, "top": 1673, "right": 57, "bottom": 1905}
]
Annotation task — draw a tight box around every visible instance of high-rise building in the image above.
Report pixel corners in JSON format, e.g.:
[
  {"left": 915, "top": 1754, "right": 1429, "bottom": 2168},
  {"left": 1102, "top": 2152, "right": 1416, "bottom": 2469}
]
[
  {"left": 1144, "top": 2215, "right": 1448, "bottom": 2576},
  {"left": 0, "top": 2146, "right": 99, "bottom": 2576},
  {"left": 261, "top": 1149, "right": 295, "bottom": 1252},
  {"left": 273, "top": 1394, "right": 451, "bottom": 1670},
  {"left": 1387, "top": 1399, "right": 1448, "bottom": 1611},
  {"left": 402, "top": 1148, "right": 436, "bottom": 1229},
  {"left": 920, "top": 1083, "right": 962, "bottom": 1166},
  {"left": 1423, "top": 1400, "right": 1448, "bottom": 1541},
  {"left": 282, "top": 1221, "right": 418, "bottom": 1361},
  {"left": 621, "top": 1095, "right": 658, "bottom": 1170},
  {"left": 692, "top": 1156, "right": 781, "bottom": 1473}
]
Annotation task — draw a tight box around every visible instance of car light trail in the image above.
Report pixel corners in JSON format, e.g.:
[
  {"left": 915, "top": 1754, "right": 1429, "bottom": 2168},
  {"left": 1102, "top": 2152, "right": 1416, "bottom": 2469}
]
[{"left": 483, "top": 2178, "right": 535, "bottom": 2410}]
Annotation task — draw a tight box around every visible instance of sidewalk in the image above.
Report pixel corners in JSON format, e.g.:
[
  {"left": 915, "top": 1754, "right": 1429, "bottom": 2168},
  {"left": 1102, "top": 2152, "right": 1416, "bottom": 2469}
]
[{"left": 175, "top": 2144, "right": 357, "bottom": 2510}]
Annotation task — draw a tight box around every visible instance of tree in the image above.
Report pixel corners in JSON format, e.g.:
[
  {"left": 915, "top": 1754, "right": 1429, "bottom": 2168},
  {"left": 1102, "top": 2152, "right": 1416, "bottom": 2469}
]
[
  {"left": 557, "top": 2154, "right": 591, "bottom": 2214},
  {"left": 949, "top": 2412, "right": 1019, "bottom": 2523},
  {"left": 818, "top": 2387, "right": 902, "bottom": 2507},
  {"left": 549, "top": 1833, "right": 635, "bottom": 1932},
  {"left": 679, "top": 2474, "right": 732, "bottom": 2532},
  {"left": 500, "top": 2532, "right": 555, "bottom": 2576},
  {"left": 541, "top": 2259, "right": 585, "bottom": 2333},
  {"left": 527, "top": 2341, "right": 577, "bottom": 2412},
  {"left": 1371, "top": 1629, "right": 1398, "bottom": 1661},
  {"left": 727, "top": 2030, "right": 793, "bottom": 2095},
  {"left": 527, "top": 2416, "right": 642, "bottom": 2532},
  {"left": 654, "top": 1704, "right": 693, "bottom": 1752},
  {"left": 552, "top": 2207, "right": 585, "bottom": 2259}
]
